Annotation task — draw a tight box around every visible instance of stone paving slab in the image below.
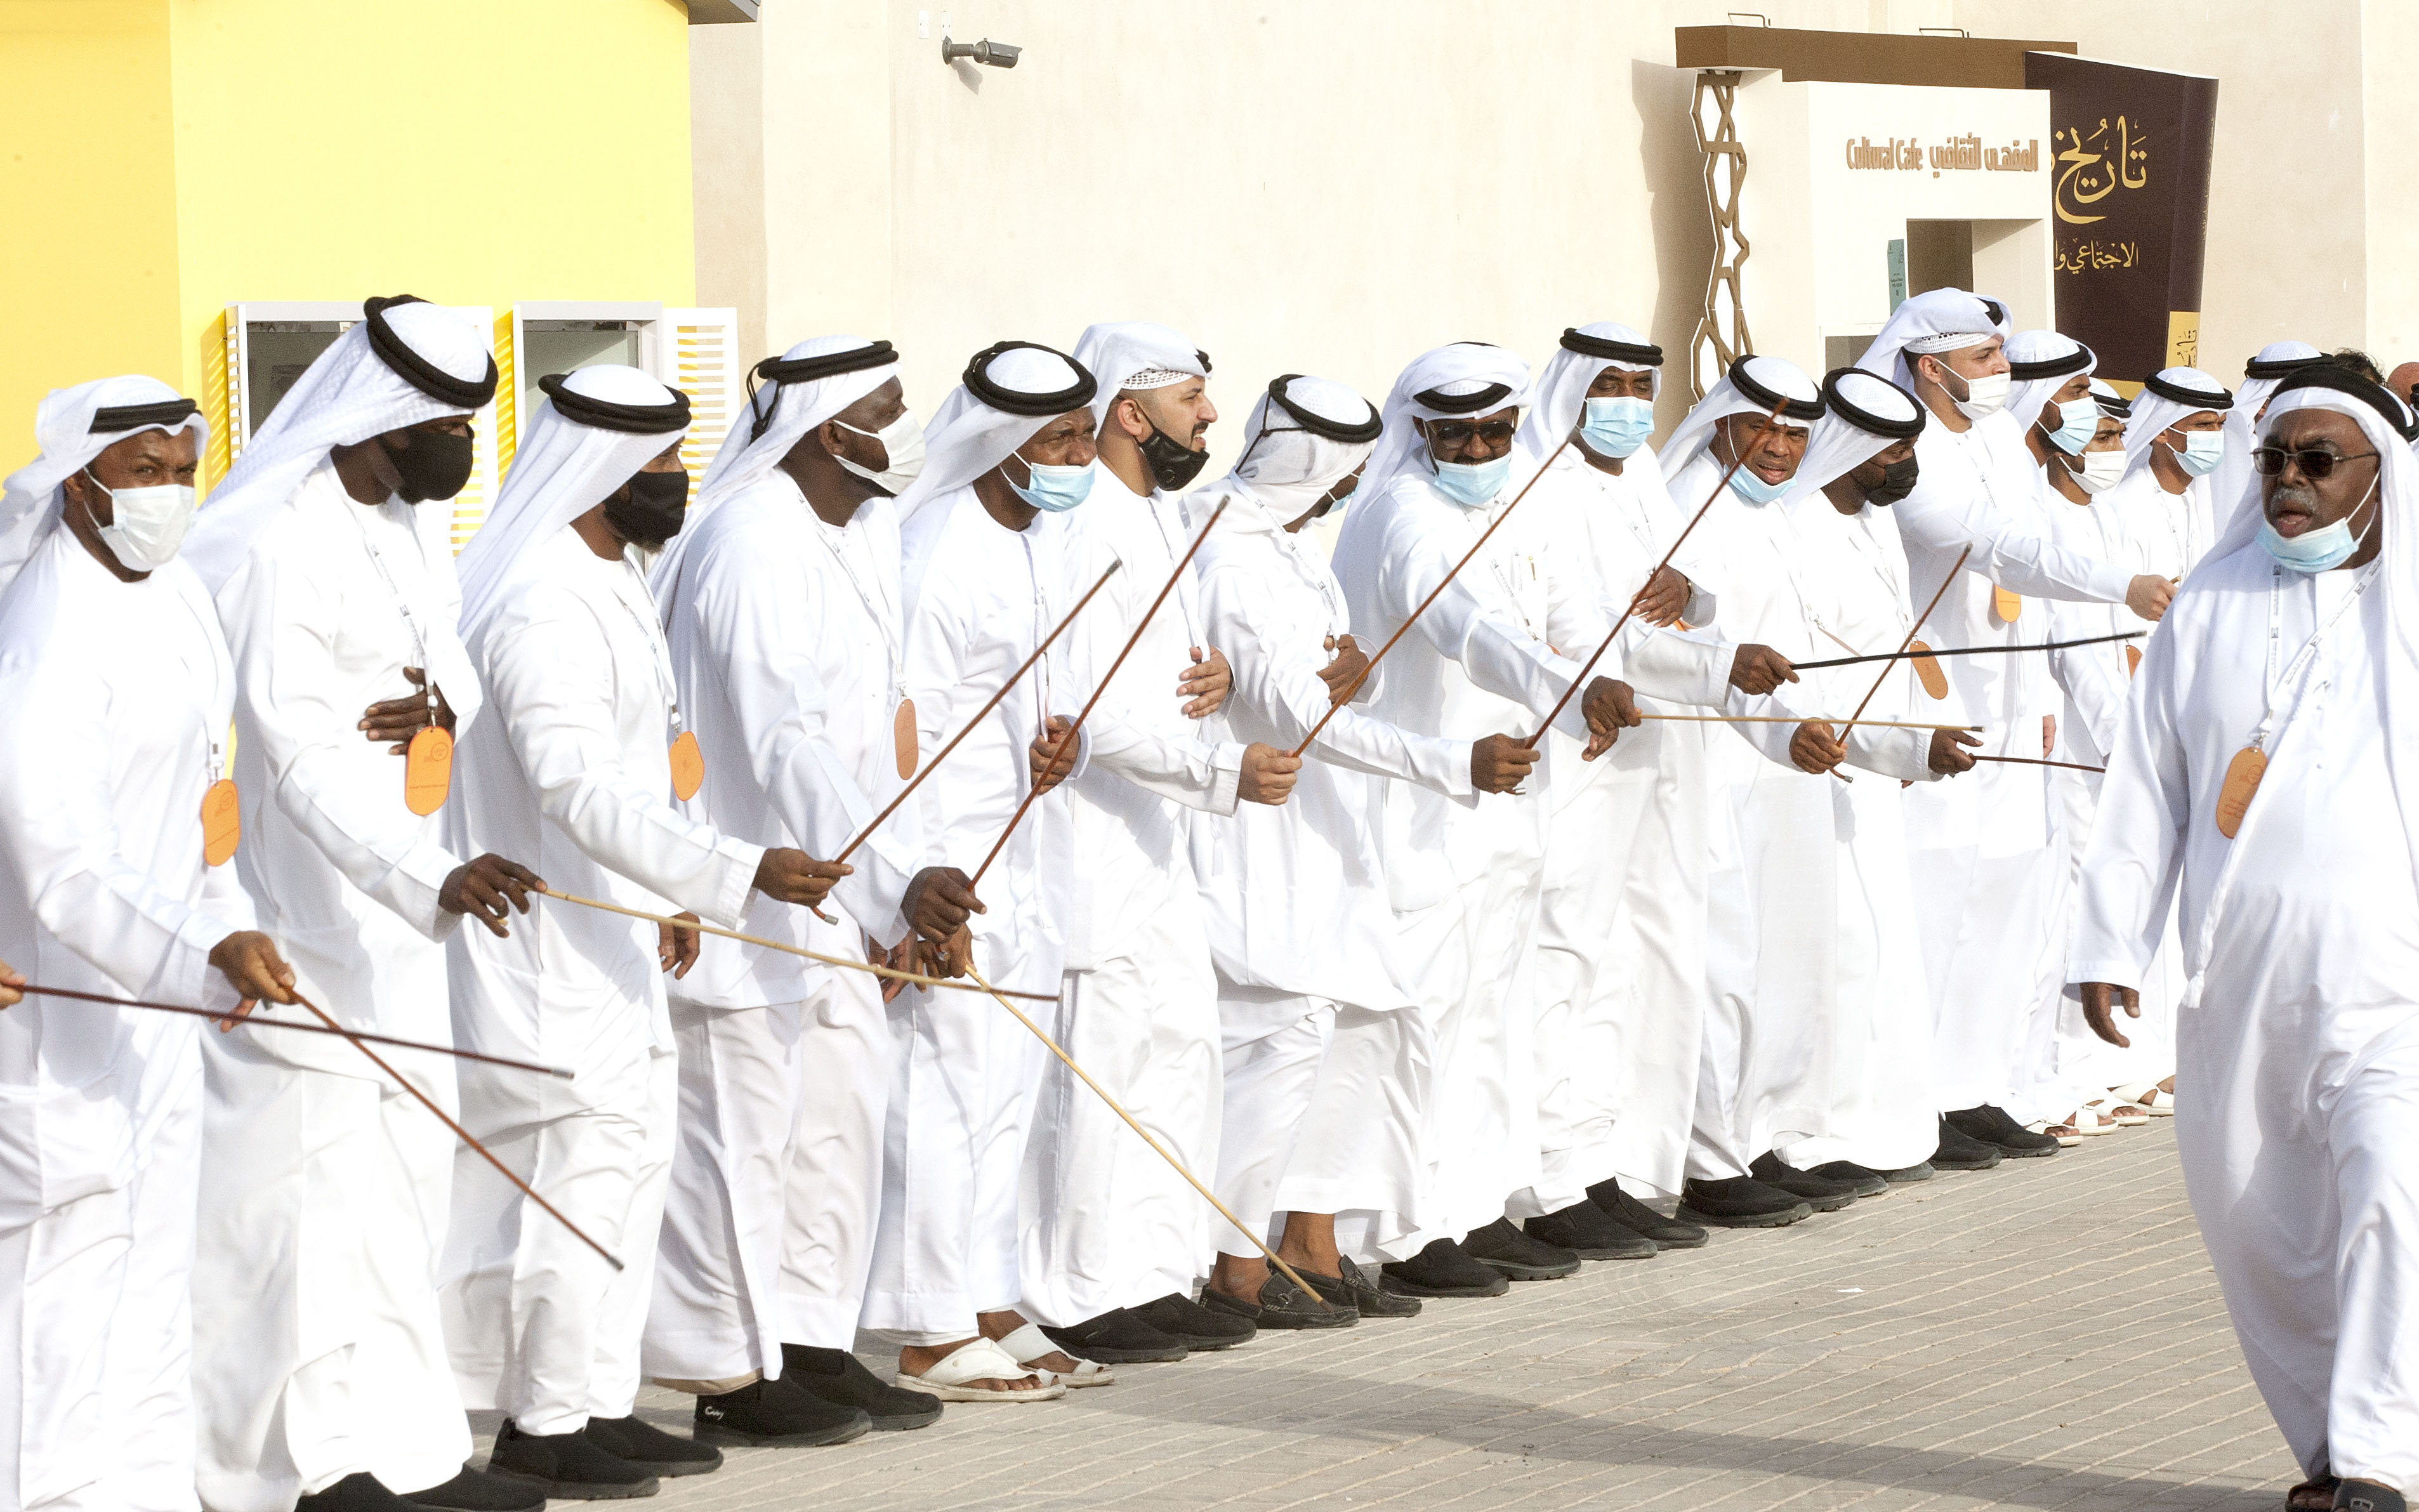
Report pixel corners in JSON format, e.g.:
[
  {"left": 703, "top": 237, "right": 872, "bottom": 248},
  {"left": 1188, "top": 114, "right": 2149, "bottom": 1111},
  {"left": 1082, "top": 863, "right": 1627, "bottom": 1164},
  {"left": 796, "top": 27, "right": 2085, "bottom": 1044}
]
[{"left": 471, "top": 1121, "right": 2292, "bottom": 1509}]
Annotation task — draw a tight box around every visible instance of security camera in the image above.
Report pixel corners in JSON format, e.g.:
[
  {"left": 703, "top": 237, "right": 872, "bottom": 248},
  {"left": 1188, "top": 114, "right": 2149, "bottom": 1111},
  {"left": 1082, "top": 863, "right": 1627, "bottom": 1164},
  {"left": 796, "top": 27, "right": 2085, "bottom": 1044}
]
[{"left": 940, "top": 36, "right": 1020, "bottom": 67}]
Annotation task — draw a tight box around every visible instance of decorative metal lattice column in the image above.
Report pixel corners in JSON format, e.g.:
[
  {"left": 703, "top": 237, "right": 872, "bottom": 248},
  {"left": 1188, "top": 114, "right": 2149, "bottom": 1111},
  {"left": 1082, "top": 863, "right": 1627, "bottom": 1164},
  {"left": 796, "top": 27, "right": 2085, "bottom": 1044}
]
[{"left": 1688, "top": 70, "right": 1751, "bottom": 400}]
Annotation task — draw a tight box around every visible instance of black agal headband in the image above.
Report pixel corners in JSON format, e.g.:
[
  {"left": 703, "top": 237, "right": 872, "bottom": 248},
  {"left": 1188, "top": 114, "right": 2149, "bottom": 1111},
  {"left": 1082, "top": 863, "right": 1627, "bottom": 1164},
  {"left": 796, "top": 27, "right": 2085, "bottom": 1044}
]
[
  {"left": 539, "top": 374, "right": 691, "bottom": 435},
  {"left": 362, "top": 295, "right": 499, "bottom": 409},
  {"left": 961, "top": 341, "right": 1098, "bottom": 418}
]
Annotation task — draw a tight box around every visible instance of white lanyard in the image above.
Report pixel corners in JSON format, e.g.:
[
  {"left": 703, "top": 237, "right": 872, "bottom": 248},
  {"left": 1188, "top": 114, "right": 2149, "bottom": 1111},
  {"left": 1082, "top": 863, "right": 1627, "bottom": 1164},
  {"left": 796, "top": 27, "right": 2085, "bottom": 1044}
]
[
  {"left": 814, "top": 517, "right": 905, "bottom": 699},
  {"left": 2251, "top": 563, "right": 2369, "bottom": 756},
  {"left": 1144, "top": 497, "right": 1201, "bottom": 648},
  {"left": 605, "top": 556, "right": 683, "bottom": 734},
  {"left": 354, "top": 506, "right": 431, "bottom": 673}
]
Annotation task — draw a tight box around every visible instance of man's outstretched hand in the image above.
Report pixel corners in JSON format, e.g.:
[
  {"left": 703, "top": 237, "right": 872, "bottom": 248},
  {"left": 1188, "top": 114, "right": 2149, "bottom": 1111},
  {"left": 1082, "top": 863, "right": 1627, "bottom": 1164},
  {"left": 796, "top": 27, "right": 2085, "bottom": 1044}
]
[
  {"left": 440, "top": 855, "right": 544, "bottom": 938},
  {"left": 1470, "top": 733, "right": 1539, "bottom": 794},
  {"left": 753, "top": 849, "right": 849, "bottom": 910},
  {"left": 1579, "top": 677, "right": 1642, "bottom": 760},
  {"left": 902, "top": 866, "right": 984, "bottom": 945},
  {"left": 208, "top": 930, "right": 298, "bottom": 1027},
  {"left": 1729, "top": 643, "right": 1797, "bottom": 697},
  {"left": 2080, "top": 982, "right": 2140, "bottom": 1048}
]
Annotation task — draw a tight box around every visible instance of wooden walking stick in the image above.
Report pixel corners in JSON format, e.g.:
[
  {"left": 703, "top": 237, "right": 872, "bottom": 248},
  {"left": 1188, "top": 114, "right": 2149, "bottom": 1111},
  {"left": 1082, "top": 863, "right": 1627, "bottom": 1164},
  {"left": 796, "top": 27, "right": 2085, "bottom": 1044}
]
[
  {"left": 532, "top": 885, "right": 1058, "bottom": 1002},
  {"left": 833, "top": 562, "right": 1121, "bottom": 864},
  {"left": 286, "top": 989, "right": 626, "bottom": 1271},
  {"left": 967, "top": 502, "right": 1227, "bottom": 890},
  {"left": 1289, "top": 433, "right": 1579, "bottom": 759},
  {"left": 1836, "top": 544, "right": 1971, "bottom": 743},
  {"left": 19, "top": 983, "right": 573, "bottom": 1077},
  {"left": 961, "top": 963, "right": 1333, "bottom": 1312}
]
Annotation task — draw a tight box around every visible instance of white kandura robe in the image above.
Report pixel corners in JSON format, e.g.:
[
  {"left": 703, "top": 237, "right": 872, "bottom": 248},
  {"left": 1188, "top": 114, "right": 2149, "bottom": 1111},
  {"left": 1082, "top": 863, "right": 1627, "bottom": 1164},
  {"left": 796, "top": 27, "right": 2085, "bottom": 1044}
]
[
  {"left": 1329, "top": 466, "right": 1599, "bottom": 1250},
  {"left": 2043, "top": 471, "right": 2180, "bottom": 1100},
  {"left": 1891, "top": 418, "right": 2132, "bottom": 1121},
  {"left": 1189, "top": 488, "right": 1471, "bottom": 1259},
  {"left": 197, "top": 464, "right": 480, "bottom": 1509},
  {"left": 1522, "top": 445, "right": 1732, "bottom": 1204},
  {"left": 444, "top": 528, "right": 761, "bottom": 1432},
  {"left": 1668, "top": 456, "right": 1867, "bottom": 1180},
  {"left": 646, "top": 477, "right": 919, "bottom": 1381},
  {"left": 0, "top": 532, "right": 250, "bottom": 1511},
  {"left": 1765, "top": 496, "right": 1946, "bottom": 1175},
  {"left": 1022, "top": 469, "right": 1241, "bottom": 1325},
  {"left": 2073, "top": 551, "right": 2419, "bottom": 1489},
  {"left": 864, "top": 485, "right": 1080, "bottom": 1342}
]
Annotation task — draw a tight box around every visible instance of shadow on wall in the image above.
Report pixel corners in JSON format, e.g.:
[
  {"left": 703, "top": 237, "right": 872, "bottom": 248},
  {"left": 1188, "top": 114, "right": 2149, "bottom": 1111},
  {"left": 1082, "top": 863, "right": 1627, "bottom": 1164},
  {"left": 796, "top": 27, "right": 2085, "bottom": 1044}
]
[{"left": 1633, "top": 58, "right": 1714, "bottom": 444}]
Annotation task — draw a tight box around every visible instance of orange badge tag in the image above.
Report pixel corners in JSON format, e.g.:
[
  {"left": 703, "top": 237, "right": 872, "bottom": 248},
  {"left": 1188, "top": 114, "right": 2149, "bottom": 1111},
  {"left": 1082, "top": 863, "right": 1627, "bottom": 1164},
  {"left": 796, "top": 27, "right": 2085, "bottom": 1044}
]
[
  {"left": 669, "top": 730, "right": 705, "bottom": 801},
  {"left": 894, "top": 699, "right": 919, "bottom": 780},
  {"left": 2126, "top": 645, "right": 2142, "bottom": 678},
  {"left": 1993, "top": 587, "right": 2023, "bottom": 624},
  {"left": 2215, "top": 746, "right": 2267, "bottom": 838},
  {"left": 1909, "top": 640, "right": 1949, "bottom": 700},
  {"left": 404, "top": 725, "right": 453, "bottom": 816},
  {"left": 201, "top": 779, "right": 240, "bottom": 866}
]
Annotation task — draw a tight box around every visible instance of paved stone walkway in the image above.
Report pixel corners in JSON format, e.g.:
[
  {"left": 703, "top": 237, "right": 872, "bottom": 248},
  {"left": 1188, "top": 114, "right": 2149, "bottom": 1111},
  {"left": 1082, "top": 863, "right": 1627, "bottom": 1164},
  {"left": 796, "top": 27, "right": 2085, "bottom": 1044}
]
[{"left": 475, "top": 1121, "right": 2296, "bottom": 1509}]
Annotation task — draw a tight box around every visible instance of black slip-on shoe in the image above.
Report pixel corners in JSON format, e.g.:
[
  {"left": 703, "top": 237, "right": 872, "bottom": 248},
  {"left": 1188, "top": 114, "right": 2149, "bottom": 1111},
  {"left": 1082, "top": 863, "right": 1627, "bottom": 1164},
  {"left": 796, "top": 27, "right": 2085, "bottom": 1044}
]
[
  {"left": 487, "top": 1420, "right": 660, "bottom": 1500},
  {"left": 1308, "top": 1256, "right": 1421, "bottom": 1317},
  {"left": 780, "top": 1344, "right": 943, "bottom": 1431},
  {"left": 403, "top": 1465, "right": 549, "bottom": 1511},
  {"left": 1946, "top": 1104, "right": 2060, "bottom": 1158},
  {"left": 692, "top": 1376, "right": 871, "bottom": 1448},
  {"left": 1461, "top": 1216, "right": 1583, "bottom": 1279},
  {"left": 1132, "top": 1291, "right": 1257, "bottom": 1350},
  {"left": 1040, "top": 1307, "right": 1190, "bottom": 1364},
  {"left": 581, "top": 1414, "right": 722, "bottom": 1476},
  {"left": 1804, "top": 1159, "right": 1899, "bottom": 1194},
  {"left": 1208, "top": 1270, "right": 1356, "bottom": 1329},
  {"left": 1871, "top": 1160, "right": 1937, "bottom": 1185},
  {"left": 1931, "top": 1116, "right": 2004, "bottom": 1170},
  {"left": 1524, "top": 1200, "right": 1658, "bottom": 1259},
  {"left": 1586, "top": 1180, "right": 1711, "bottom": 1249},
  {"left": 2337, "top": 1482, "right": 2408, "bottom": 1512},
  {"left": 1751, "top": 1152, "right": 1883, "bottom": 1207},
  {"left": 1676, "top": 1176, "right": 1816, "bottom": 1228},
  {"left": 1381, "top": 1238, "right": 1510, "bottom": 1298},
  {"left": 300, "top": 1474, "right": 419, "bottom": 1510}
]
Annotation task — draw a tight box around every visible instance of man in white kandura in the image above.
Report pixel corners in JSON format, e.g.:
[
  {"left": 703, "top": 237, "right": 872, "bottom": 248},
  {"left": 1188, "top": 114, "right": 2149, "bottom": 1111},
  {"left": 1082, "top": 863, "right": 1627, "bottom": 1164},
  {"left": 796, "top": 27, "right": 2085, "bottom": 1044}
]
[
  {"left": 1767, "top": 367, "right": 1978, "bottom": 1183},
  {"left": 1019, "top": 321, "right": 1299, "bottom": 1364},
  {"left": 1856, "top": 288, "right": 2173, "bottom": 1172},
  {"left": 1189, "top": 373, "right": 1532, "bottom": 1328},
  {"left": 180, "top": 296, "right": 548, "bottom": 1512},
  {"left": 866, "top": 340, "right": 1102, "bottom": 1396},
  {"left": 1329, "top": 341, "right": 1636, "bottom": 1299},
  {"left": 0, "top": 377, "right": 296, "bottom": 1511},
  {"left": 445, "top": 365, "right": 856, "bottom": 1493},
  {"left": 2075, "top": 365, "right": 2419, "bottom": 1512},
  {"left": 1512, "top": 324, "right": 1743, "bottom": 1257},
  {"left": 647, "top": 338, "right": 979, "bottom": 1435}
]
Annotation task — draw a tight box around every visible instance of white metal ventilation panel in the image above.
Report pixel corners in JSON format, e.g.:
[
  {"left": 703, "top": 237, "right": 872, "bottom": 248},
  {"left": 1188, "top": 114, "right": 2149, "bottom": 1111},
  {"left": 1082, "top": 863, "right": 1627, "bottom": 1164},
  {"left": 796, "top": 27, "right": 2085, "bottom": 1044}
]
[{"left": 660, "top": 308, "right": 739, "bottom": 490}]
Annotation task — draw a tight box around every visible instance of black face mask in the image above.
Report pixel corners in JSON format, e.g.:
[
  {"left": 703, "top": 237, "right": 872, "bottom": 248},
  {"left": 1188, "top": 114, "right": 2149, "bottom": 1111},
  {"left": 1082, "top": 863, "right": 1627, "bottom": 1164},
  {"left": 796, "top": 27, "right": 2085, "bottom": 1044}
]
[
  {"left": 1138, "top": 421, "right": 1210, "bottom": 491},
  {"left": 1864, "top": 454, "right": 1920, "bottom": 506},
  {"left": 604, "top": 468, "right": 690, "bottom": 548},
  {"left": 381, "top": 426, "right": 477, "bottom": 503}
]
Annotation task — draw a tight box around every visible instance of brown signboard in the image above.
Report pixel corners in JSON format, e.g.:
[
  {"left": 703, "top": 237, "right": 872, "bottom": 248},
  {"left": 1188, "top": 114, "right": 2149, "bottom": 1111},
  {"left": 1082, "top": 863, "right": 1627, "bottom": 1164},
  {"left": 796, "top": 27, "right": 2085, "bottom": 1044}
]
[{"left": 2022, "top": 52, "right": 2218, "bottom": 386}]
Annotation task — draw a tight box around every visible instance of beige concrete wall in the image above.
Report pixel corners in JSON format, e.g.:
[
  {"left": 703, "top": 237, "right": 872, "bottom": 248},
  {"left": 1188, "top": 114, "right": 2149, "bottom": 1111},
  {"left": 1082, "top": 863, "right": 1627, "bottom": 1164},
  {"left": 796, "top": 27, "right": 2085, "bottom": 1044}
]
[
  {"left": 694, "top": 0, "right": 1947, "bottom": 464},
  {"left": 695, "top": 0, "right": 2381, "bottom": 459}
]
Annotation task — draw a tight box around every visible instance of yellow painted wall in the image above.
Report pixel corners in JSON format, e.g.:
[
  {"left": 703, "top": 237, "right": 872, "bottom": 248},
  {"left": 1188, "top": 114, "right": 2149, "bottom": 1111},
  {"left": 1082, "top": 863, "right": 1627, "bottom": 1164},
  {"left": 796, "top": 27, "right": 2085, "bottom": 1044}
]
[
  {"left": 0, "top": 1, "right": 185, "bottom": 452},
  {"left": 1, "top": 0, "right": 697, "bottom": 462}
]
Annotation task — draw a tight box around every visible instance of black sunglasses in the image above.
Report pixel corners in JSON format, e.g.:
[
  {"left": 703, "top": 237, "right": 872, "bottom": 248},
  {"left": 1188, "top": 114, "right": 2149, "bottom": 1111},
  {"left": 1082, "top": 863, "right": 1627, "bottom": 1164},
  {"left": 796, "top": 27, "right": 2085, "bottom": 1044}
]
[
  {"left": 1425, "top": 419, "right": 1518, "bottom": 449},
  {"left": 2251, "top": 445, "right": 2380, "bottom": 479}
]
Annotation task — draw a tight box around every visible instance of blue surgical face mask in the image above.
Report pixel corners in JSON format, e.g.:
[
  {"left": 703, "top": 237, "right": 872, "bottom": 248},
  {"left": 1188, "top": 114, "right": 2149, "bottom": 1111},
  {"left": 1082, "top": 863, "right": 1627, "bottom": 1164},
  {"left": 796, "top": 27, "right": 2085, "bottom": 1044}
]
[
  {"left": 2259, "top": 480, "right": 2378, "bottom": 573},
  {"left": 2167, "top": 428, "right": 2226, "bottom": 477},
  {"left": 1580, "top": 396, "right": 1656, "bottom": 459},
  {"left": 1727, "top": 464, "right": 1794, "bottom": 506},
  {"left": 2042, "top": 397, "right": 2099, "bottom": 456},
  {"left": 1430, "top": 450, "right": 1515, "bottom": 508},
  {"left": 1007, "top": 454, "right": 1096, "bottom": 513}
]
